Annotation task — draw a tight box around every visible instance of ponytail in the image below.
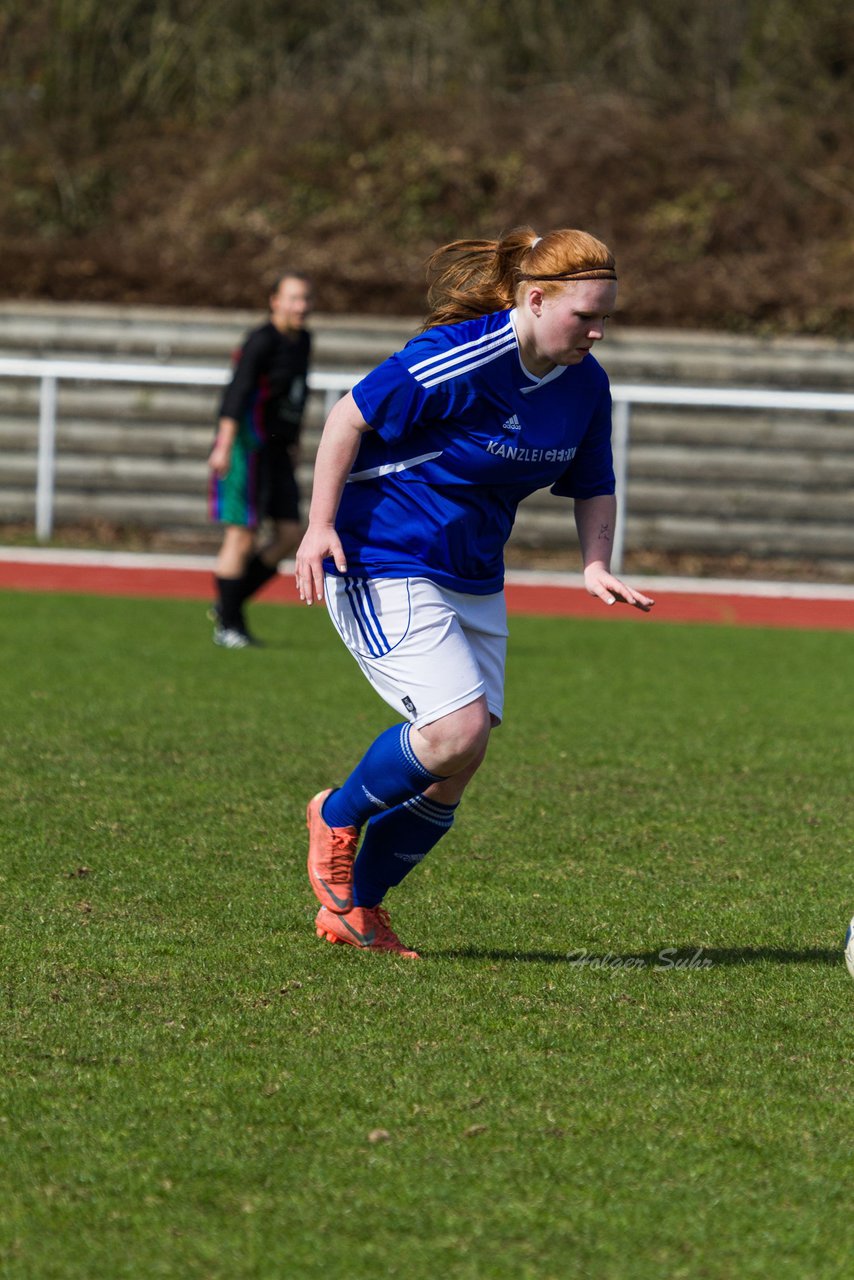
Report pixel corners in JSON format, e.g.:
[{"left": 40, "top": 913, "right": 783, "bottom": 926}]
[{"left": 423, "top": 225, "right": 616, "bottom": 329}]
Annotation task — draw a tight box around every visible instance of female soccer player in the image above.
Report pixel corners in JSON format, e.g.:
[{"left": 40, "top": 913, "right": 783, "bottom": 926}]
[
  {"left": 208, "top": 272, "right": 312, "bottom": 647},
  {"left": 295, "top": 226, "right": 654, "bottom": 957}
]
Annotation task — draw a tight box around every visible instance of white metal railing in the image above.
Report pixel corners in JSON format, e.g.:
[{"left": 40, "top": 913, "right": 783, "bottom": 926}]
[
  {"left": 0, "top": 358, "right": 354, "bottom": 545},
  {"left": 1, "top": 356, "right": 853, "bottom": 571}
]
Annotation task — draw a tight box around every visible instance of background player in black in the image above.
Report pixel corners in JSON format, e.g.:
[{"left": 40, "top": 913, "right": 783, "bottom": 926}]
[{"left": 208, "top": 272, "right": 313, "bottom": 647}]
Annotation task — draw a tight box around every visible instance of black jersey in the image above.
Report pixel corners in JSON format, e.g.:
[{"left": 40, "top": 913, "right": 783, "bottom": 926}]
[{"left": 219, "top": 322, "right": 312, "bottom": 445}]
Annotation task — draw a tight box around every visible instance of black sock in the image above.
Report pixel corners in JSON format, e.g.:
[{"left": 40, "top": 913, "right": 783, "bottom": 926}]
[
  {"left": 236, "top": 553, "right": 278, "bottom": 606},
  {"left": 215, "top": 576, "right": 246, "bottom": 632}
]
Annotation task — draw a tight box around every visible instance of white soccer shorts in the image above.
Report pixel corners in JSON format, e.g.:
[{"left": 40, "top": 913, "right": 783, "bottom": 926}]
[{"left": 324, "top": 574, "right": 508, "bottom": 729}]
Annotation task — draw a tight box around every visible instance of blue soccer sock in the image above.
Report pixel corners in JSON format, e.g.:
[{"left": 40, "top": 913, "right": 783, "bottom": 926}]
[
  {"left": 321, "top": 723, "right": 445, "bottom": 831},
  {"left": 351, "top": 794, "right": 459, "bottom": 908}
]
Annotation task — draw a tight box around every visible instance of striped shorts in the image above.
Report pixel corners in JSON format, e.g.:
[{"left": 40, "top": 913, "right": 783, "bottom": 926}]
[
  {"left": 209, "top": 434, "right": 300, "bottom": 528},
  {"left": 324, "top": 574, "right": 509, "bottom": 729}
]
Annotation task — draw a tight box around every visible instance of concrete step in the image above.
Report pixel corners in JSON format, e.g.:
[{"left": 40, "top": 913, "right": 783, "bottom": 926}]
[
  {"left": 627, "top": 444, "right": 854, "bottom": 488},
  {"left": 599, "top": 330, "right": 854, "bottom": 390},
  {"left": 628, "top": 514, "right": 854, "bottom": 558},
  {"left": 623, "top": 482, "right": 852, "bottom": 521},
  {"left": 2, "top": 383, "right": 848, "bottom": 455},
  {"left": 0, "top": 302, "right": 411, "bottom": 372},
  {"left": 516, "top": 476, "right": 852, "bottom": 519},
  {"left": 58, "top": 421, "right": 212, "bottom": 458},
  {"left": 0, "top": 379, "right": 219, "bottom": 419},
  {"left": 0, "top": 487, "right": 209, "bottom": 526},
  {"left": 0, "top": 417, "right": 211, "bottom": 457},
  {"left": 7, "top": 449, "right": 846, "bottom": 524},
  {"left": 2, "top": 300, "right": 853, "bottom": 387},
  {"left": 0, "top": 452, "right": 205, "bottom": 492},
  {"left": 513, "top": 504, "right": 854, "bottom": 557},
  {"left": 629, "top": 407, "right": 854, "bottom": 452}
]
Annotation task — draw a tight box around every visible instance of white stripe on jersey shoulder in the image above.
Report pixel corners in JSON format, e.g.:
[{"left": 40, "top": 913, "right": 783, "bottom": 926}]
[
  {"left": 347, "top": 450, "right": 444, "bottom": 483},
  {"left": 407, "top": 318, "right": 514, "bottom": 377},
  {"left": 417, "top": 332, "right": 517, "bottom": 386}
]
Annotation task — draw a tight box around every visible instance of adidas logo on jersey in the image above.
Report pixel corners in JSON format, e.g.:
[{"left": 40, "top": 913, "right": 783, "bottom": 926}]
[{"left": 502, "top": 414, "right": 522, "bottom": 431}]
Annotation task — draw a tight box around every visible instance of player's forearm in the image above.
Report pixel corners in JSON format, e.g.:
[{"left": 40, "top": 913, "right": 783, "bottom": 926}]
[
  {"left": 574, "top": 493, "right": 618, "bottom": 571},
  {"left": 215, "top": 417, "right": 239, "bottom": 448},
  {"left": 307, "top": 393, "right": 371, "bottom": 527}
]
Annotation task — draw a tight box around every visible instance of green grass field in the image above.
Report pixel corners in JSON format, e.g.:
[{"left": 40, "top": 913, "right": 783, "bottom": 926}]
[{"left": 1, "top": 590, "right": 851, "bottom": 1279}]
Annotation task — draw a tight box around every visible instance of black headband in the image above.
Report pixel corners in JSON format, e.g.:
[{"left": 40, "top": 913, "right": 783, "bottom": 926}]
[{"left": 518, "top": 268, "right": 618, "bottom": 282}]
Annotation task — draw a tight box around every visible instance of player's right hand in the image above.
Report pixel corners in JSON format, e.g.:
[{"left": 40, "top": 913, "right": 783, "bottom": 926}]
[
  {"left": 295, "top": 522, "right": 347, "bottom": 605},
  {"left": 208, "top": 440, "right": 232, "bottom": 478}
]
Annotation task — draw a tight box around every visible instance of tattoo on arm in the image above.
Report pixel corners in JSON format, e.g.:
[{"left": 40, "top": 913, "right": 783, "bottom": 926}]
[{"left": 598, "top": 522, "right": 611, "bottom": 543}]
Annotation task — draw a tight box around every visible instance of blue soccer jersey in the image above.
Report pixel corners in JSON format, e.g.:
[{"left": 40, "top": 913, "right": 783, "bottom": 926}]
[{"left": 333, "top": 308, "right": 615, "bottom": 594}]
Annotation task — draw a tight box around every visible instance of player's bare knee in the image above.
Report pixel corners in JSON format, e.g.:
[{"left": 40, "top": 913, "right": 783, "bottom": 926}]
[
  {"left": 225, "top": 525, "right": 253, "bottom": 553},
  {"left": 416, "top": 699, "right": 491, "bottom": 774}
]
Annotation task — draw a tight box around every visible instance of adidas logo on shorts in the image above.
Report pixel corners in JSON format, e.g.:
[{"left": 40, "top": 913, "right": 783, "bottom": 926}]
[{"left": 502, "top": 414, "right": 522, "bottom": 431}]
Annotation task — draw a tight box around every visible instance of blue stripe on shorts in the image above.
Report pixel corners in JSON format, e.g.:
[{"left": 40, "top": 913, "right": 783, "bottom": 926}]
[{"left": 344, "top": 577, "right": 389, "bottom": 656}]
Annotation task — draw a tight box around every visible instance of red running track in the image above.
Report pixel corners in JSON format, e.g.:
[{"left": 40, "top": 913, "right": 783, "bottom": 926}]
[{"left": 2, "top": 555, "right": 854, "bottom": 630}]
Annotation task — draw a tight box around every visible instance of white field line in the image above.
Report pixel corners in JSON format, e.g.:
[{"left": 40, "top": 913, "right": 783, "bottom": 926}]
[
  {"left": 1, "top": 546, "right": 854, "bottom": 602},
  {"left": 503, "top": 569, "right": 854, "bottom": 601},
  {"left": 0, "top": 547, "right": 219, "bottom": 572}
]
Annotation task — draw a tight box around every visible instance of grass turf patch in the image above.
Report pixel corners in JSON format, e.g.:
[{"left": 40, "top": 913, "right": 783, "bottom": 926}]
[{"left": 1, "top": 591, "right": 851, "bottom": 1278}]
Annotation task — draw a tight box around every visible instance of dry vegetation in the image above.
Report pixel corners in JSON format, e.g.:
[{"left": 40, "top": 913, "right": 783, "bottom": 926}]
[{"left": 1, "top": 1, "right": 852, "bottom": 332}]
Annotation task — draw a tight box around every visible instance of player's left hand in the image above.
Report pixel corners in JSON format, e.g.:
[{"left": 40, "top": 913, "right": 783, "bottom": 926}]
[{"left": 584, "top": 565, "right": 655, "bottom": 612}]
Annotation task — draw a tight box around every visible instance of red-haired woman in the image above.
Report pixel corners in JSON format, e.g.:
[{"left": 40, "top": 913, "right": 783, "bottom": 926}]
[{"left": 295, "top": 227, "right": 654, "bottom": 957}]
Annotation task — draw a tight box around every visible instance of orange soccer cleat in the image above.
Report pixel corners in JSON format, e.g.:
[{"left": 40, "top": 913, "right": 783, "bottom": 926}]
[
  {"left": 315, "top": 904, "right": 420, "bottom": 958},
  {"left": 306, "top": 789, "right": 358, "bottom": 914}
]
